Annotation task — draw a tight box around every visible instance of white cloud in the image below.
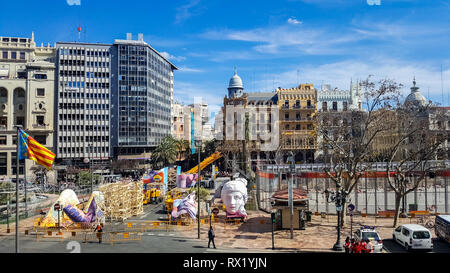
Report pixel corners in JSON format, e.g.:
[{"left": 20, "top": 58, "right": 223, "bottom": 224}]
[
  {"left": 160, "top": 51, "right": 186, "bottom": 62},
  {"left": 175, "top": 0, "right": 203, "bottom": 24},
  {"left": 256, "top": 58, "right": 450, "bottom": 104},
  {"left": 287, "top": 17, "right": 302, "bottom": 25},
  {"left": 177, "top": 66, "right": 204, "bottom": 73},
  {"left": 66, "top": 0, "right": 81, "bottom": 5}
]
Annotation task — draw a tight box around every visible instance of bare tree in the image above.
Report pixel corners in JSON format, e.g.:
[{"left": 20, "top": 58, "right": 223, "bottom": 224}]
[
  {"left": 384, "top": 105, "right": 448, "bottom": 227},
  {"left": 319, "top": 76, "right": 403, "bottom": 227}
]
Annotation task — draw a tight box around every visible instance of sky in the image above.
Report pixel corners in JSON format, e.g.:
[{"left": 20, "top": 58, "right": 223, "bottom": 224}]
[{"left": 1, "top": 0, "right": 450, "bottom": 121}]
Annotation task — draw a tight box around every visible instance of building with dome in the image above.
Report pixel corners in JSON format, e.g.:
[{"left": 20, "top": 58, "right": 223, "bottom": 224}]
[
  {"left": 218, "top": 69, "right": 279, "bottom": 172},
  {"left": 370, "top": 78, "right": 449, "bottom": 161},
  {"left": 227, "top": 67, "right": 244, "bottom": 98},
  {"left": 404, "top": 77, "right": 428, "bottom": 108}
]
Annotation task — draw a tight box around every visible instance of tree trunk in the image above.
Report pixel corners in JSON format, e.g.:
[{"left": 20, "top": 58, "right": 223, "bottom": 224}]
[{"left": 393, "top": 194, "right": 402, "bottom": 228}]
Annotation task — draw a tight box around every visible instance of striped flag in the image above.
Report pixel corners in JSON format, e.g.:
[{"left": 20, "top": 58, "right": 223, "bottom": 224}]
[{"left": 18, "top": 129, "right": 55, "bottom": 170}]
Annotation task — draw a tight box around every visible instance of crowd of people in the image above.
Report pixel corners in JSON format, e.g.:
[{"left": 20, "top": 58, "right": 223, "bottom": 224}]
[{"left": 344, "top": 237, "right": 375, "bottom": 253}]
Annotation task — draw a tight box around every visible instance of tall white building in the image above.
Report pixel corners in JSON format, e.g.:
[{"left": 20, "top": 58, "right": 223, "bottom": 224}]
[
  {"left": 0, "top": 34, "right": 56, "bottom": 181},
  {"left": 55, "top": 42, "right": 112, "bottom": 167},
  {"left": 318, "top": 80, "right": 362, "bottom": 112}
]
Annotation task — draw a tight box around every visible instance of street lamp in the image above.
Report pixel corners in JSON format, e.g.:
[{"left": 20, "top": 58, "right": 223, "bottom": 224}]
[
  {"left": 194, "top": 138, "right": 202, "bottom": 239},
  {"left": 325, "top": 188, "right": 346, "bottom": 251},
  {"left": 287, "top": 151, "right": 295, "bottom": 239}
]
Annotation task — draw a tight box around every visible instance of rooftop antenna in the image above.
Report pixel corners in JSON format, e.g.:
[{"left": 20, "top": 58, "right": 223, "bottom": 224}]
[
  {"left": 77, "top": 26, "right": 81, "bottom": 42},
  {"left": 441, "top": 64, "right": 444, "bottom": 105}
]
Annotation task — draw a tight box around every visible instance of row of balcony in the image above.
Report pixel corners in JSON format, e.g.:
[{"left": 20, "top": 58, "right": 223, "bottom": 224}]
[
  {"left": 282, "top": 117, "right": 314, "bottom": 122},
  {"left": 0, "top": 123, "right": 49, "bottom": 130},
  {"left": 281, "top": 104, "right": 316, "bottom": 110}
]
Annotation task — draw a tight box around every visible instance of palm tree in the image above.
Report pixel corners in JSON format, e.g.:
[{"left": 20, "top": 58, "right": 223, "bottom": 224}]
[
  {"left": 151, "top": 136, "right": 178, "bottom": 169},
  {"left": 175, "top": 139, "right": 191, "bottom": 161}
]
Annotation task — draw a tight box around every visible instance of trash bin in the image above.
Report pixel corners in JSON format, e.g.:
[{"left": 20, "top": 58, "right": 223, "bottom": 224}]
[{"left": 305, "top": 211, "right": 312, "bottom": 222}]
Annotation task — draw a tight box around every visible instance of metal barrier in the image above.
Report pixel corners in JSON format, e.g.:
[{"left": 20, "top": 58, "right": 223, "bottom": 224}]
[
  {"left": 109, "top": 232, "right": 142, "bottom": 245},
  {"left": 124, "top": 220, "right": 194, "bottom": 232}
]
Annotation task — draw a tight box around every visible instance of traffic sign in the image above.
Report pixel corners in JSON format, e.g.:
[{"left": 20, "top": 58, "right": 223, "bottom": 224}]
[
  {"left": 348, "top": 204, "right": 355, "bottom": 212},
  {"left": 54, "top": 203, "right": 61, "bottom": 211},
  {"left": 336, "top": 206, "right": 342, "bottom": 212},
  {"left": 212, "top": 207, "right": 219, "bottom": 216}
]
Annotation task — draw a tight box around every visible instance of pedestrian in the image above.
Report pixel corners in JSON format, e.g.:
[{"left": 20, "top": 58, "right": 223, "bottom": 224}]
[
  {"left": 366, "top": 239, "right": 374, "bottom": 253},
  {"left": 94, "top": 223, "right": 103, "bottom": 244},
  {"left": 344, "top": 237, "right": 351, "bottom": 253},
  {"left": 359, "top": 239, "right": 367, "bottom": 253},
  {"left": 350, "top": 238, "right": 357, "bottom": 253},
  {"left": 208, "top": 226, "right": 216, "bottom": 249}
]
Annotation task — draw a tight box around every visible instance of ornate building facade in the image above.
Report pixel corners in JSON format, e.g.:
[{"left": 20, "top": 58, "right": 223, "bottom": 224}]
[{"left": 0, "top": 34, "right": 56, "bottom": 181}]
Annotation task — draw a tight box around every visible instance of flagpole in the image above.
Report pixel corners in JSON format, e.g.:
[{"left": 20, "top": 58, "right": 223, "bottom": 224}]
[{"left": 15, "top": 125, "right": 22, "bottom": 253}]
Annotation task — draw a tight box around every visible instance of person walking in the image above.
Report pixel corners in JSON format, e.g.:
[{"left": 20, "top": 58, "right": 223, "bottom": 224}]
[
  {"left": 350, "top": 238, "right": 357, "bottom": 253},
  {"left": 208, "top": 226, "right": 216, "bottom": 249},
  {"left": 94, "top": 223, "right": 103, "bottom": 244},
  {"left": 344, "top": 237, "right": 351, "bottom": 253},
  {"left": 366, "top": 239, "right": 374, "bottom": 253}
]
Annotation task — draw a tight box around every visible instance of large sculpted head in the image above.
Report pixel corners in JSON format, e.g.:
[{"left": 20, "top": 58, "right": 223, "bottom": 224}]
[{"left": 221, "top": 178, "right": 248, "bottom": 217}]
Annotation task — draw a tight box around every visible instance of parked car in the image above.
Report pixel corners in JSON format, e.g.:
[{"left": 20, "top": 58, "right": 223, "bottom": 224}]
[
  {"left": 435, "top": 215, "right": 450, "bottom": 244},
  {"left": 392, "top": 224, "right": 433, "bottom": 251},
  {"left": 354, "top": 226, "right": 383, "bottom": 253}
]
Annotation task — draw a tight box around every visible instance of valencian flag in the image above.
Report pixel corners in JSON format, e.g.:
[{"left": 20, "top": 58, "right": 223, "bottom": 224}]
[{"left": 18, "top": 129, "right": 55, "bottom": 170}]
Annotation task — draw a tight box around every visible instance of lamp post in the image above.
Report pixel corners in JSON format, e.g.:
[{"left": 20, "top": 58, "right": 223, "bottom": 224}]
[
  {"left": 14, "top": 124, "right": 22, "bottom": 253},
  {"left": 195, "top": 138, "right": 202, "bottom": 239},
  {"left": 325, "top": 188, "right": 345, "bottom": 251},
  {"left": 287, "top": 151, "right": 295, "bottom": 239},
  {"left": 89, "top": 144, "right": 93, "bottom": 194}
]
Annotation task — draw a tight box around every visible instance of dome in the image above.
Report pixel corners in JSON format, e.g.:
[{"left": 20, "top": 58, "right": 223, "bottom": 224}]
[
  {"left": 405, "top": 78, "right": 427, "bottom": 107},
  {"left": 228, "top": 69, "right": 243, "bottom": 89}
]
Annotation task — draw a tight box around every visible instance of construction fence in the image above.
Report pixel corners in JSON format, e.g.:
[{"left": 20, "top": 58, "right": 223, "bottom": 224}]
[{"left": 257, "top": 170, "right": 450, "bottom": 215}]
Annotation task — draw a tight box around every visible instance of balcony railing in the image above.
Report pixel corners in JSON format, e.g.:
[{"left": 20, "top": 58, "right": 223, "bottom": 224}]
[
  {"left": 32, "top": 123, "right": 48, "bottom": 128},
  {"left": 283, "top": 117, "right": 313, "bottom": 122}
]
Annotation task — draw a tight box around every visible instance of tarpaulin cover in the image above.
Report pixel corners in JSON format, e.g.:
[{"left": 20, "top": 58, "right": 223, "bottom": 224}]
[
  {"left": 63, "top": 198, "right": 97, "bottom": 223},
  {"left": 40, "top": 189, "right": 80, "bottom": 227},
  {"left": 171, "top": 193, "right": 197, "bottom": 219}
]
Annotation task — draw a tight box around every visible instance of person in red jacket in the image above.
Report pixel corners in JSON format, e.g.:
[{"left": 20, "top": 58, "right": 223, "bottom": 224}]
[
  {"left": 344, "top": 237, "right": 351, "bottom": 253},
  {"left": 350, "top": 238, "right": 357, "bottom": 253},
  {"left": 359, "top": 239, "right": 367, "bottom": 253}
]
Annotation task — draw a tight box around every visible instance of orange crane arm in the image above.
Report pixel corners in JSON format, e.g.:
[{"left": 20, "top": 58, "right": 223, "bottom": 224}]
[{"left": 186, "top": 152, "right": 222, "bottom": 174}]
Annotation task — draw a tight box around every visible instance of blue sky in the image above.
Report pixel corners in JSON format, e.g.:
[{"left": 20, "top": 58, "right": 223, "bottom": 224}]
[{"left": 1, "top": 0, "right": 449, "bottom": 118}]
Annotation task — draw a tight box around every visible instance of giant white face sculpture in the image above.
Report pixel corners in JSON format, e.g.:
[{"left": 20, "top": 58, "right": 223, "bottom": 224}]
[{"left": 221, "top": 178, "right": 248, "bottom": 217}]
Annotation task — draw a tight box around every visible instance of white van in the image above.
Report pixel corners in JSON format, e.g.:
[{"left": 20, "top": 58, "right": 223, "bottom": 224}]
[{"left": 392, "top": 224, "right": 433, "bottom": 251}]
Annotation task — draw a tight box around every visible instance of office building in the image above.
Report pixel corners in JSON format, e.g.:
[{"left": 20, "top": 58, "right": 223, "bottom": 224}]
[
  {"left": 55, "top": 42, "right": 112, "bottom": 168},
  {"left": 110, "top": 33, "right": 177, "bottom": 159},
  {"left": 0, "top": 34, "right": 56, "bottom": 181}
]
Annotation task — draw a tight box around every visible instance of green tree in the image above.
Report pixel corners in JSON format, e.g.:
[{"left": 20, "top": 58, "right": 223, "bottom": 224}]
[
  {"left": 151, "top": 136, "right": 179, "bottom": 168},
  {"left": 187, "top": 187, "right": 210, "bottom": 202}
]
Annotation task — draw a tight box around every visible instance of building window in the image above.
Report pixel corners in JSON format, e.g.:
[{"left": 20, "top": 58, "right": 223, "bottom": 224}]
[
  {"left": 36, "top": 115, "right": 45, "bottom": 125},
  {"left": 36, "top": 88, "right": 45, "bottom": 96},
  {"left": 2, "top": 51, "right": 7, "bottom": 59},
  {"left": 322, "top": 102, "right": 327, "bottom": 111},
  {"left": 16, "top": 116, "right": 24, "bottom": 126},
  {"left": 0, "top": 152, "right": 6, "bottom": 175},
  {"left": 0, "top": 136, "right": 6, "bottom": 145},
  {"left": 34, "top": 73, "right": 47, "bottom": 79},
  {"left": 11, "top": 52, "right": 17, "bottom": 59},
  {"left": 332, "top": 101, "right": 338, "bottom": 111},
  {"left": 34, "top": 135, "right": 46, "bottom": 145},
  {"left": 0, "top": 117, "right": 6, "bottom": 127},
  {"left": 20, "top": 52, "right": 25, "bottom": 60}
]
